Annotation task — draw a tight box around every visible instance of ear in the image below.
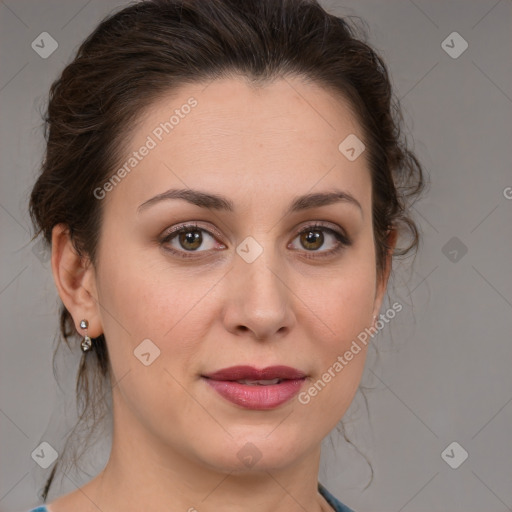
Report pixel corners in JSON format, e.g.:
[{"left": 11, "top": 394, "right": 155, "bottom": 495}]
[
  {"left": 372, "top": 228, "right": 398, "bottom": 320},
  {"left": 51, "top": 223, "right": 103, "bottom": 338}
]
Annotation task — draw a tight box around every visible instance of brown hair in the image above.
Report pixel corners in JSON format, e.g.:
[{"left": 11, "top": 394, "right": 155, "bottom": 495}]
[{"left": 29, "top": 0, "right": 425, "bottom": 500}]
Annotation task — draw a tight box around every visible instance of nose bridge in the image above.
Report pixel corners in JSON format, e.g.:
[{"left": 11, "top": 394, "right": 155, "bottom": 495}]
[
  {"left": 238, "top": 233, "right": 285, "bottom": 305},
  {"left": 224, "top": 231, "right": 294, "bottom": 338}
]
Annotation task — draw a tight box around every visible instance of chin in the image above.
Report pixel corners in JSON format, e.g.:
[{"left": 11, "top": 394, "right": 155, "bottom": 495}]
[{"left": 191, "top": 428, "right": 313, "bottom": 473}]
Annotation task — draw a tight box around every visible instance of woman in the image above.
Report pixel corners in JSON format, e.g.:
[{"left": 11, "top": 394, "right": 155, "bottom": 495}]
[{"left": 27, "top": 0, "right": 424, "bottom": 510}]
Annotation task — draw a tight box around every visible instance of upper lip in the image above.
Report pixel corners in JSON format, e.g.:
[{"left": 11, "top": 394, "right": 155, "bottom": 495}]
[{"left": 203, "top": 365, "right": 306, "bottom": 381}]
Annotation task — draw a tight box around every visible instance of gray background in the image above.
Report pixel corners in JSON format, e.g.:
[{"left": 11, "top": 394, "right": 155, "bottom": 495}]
[{"left": 1, "top": 1, "right": 511, "bottom": 511}]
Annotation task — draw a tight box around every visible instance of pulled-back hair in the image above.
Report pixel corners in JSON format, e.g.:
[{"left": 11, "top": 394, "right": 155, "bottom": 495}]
[{"left": 29, "top": 0, "right": 425, "bottom": 500}]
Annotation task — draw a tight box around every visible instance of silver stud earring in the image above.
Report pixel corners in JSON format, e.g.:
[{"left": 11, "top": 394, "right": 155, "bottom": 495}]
[{"left": 80, "top": 319, "right": 92, "bottom": 352}]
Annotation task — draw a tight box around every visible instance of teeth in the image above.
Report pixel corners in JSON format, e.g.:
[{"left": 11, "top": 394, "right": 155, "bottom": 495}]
[{"left": 236, "top": 378, "right": 281, "bottom": 386}]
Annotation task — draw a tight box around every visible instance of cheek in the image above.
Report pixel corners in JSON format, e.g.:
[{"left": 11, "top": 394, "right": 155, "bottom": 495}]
[
  {"left": 293, "top": 245, "right": 377, "bottom": 411},
  {"left": 297, "top": 245, "right": 377, "bottom": 347},
  {"left": 94, "top": 238, "right": 219, "bottom": 374},
  {"left": 94, "top": 256, "right": 205, "bottom": 425},
  {"left": 302, "top": 274, "right": 374, "bottom": 377}
]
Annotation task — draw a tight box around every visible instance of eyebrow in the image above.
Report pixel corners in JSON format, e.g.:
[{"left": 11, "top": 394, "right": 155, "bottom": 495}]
[{"left": 137, "top": 188, "right": 363, "bottom": 217}]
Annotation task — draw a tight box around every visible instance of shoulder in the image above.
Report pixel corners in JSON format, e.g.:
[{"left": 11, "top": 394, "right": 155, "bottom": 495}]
[{"left": 318, "top": 482, "right": 356, "bottom": 512}]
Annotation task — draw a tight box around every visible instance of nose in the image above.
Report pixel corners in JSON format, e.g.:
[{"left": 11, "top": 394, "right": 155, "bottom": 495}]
[{"left": 220, "top": 240, "right": 296, "bottom": 341}]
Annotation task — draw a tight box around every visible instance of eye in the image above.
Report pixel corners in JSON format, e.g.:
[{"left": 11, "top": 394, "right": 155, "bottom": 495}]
[
  {"left": 160, "top": 223, "right": 225, "bottom": 259},
  {"left": 288, "top": 223, "right": 351, "bottom": 259},
  {"left": 160, "top": 222, "right": 351, "bottom": 260}
]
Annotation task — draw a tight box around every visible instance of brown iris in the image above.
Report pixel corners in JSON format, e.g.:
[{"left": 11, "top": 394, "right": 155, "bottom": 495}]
[
  {"left": 300, "top": 229, "right": 323, "bottom": 250},
  {"left": 179, "top": 229, "right": 202, "bottom": 250}
]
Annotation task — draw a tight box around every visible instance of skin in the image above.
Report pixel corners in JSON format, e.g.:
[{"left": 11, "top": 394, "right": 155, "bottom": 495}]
[{"left": 50, "top": 76, "right": 397, "bottom": 512}]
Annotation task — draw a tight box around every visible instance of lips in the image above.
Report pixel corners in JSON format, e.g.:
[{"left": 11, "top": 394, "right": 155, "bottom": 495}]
[
  {"left": 204, "top": 365, "right": 306, "bottom": 381},
  {"left": 202, "top": 365, "right": 307, "bottom": 410}
]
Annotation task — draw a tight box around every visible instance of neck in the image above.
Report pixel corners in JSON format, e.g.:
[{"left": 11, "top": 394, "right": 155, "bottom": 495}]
[{"left": 81, "top": 398, "right": 333, "bottom": 512}]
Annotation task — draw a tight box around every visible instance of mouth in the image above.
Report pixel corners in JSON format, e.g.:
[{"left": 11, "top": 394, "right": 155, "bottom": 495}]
[
  {"left": 230, "top": 378, "right": 284, "bottom": 385},
  {"left": 201, "top": 365, "right": 307, "bottom": 410}
]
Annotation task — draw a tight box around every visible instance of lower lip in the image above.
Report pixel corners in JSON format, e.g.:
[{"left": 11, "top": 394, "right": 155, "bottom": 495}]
[{"left": 203, "top": 378, "right": 306, "bottom": 410}]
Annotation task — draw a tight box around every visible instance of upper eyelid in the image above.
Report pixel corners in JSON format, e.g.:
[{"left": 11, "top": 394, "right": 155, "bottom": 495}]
[
  {"left": 161, "top": 222, "right": 223, "bottom": 242},
  {"left": 161, "top": 221, "right": 348, "bottom": 246}
]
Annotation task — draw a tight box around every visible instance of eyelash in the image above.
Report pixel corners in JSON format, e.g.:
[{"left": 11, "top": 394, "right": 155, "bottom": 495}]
[{"left": 159, "top": 222, "right": 351, "bottom": 260}]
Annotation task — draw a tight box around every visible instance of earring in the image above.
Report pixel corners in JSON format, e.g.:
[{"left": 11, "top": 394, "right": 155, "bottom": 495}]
[{"left": 80, "top": 319, "right": 92, "bottom": 352}]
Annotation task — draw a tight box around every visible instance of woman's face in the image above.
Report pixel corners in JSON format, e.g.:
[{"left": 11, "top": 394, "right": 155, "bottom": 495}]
[{"left": 90, "top": 76, "right": 391, "bottom": 472}]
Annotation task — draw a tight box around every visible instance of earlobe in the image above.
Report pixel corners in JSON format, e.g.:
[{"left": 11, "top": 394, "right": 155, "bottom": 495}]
[{"left": 51, "top": 223, "right": 102, "bottom": 338}]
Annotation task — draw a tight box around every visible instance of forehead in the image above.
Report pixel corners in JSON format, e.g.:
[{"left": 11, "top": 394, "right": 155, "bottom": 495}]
[{"left": 103, "top": 76, "right": 370, "bottom": 215}]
